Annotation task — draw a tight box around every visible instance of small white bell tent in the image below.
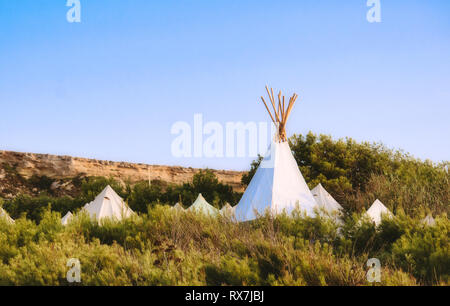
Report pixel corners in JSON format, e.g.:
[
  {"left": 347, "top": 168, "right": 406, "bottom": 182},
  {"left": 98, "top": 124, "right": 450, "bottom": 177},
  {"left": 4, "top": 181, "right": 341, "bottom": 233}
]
[
  {"left": 61, "top": 211, "right": 73, "bottom": 225},
  {"left": 187, "top": 194, "right": 218, "bottom": 216},
  {"left": 366, "top": 199, "right": 393, "bottom": 226},
  {"left": 220, "top": 203, "right": 235, "bottom": 216},
  {"left": 0, "top": 207, "right": 14, "bottom": 224},
  {"left": 172, "top": 202, "right": 185, "bottom": 212},
  {"left": 82, "top": 185, "right": 134, "bottom": 222},
  {"left": 234, "top": 87, "right": 317, "bottom": 222},
  {"left": 422, "top": 214, "right": 436, "bottom": 226},
  {"left": 311, "top": 184, "right": 343, "bottom": 214}
]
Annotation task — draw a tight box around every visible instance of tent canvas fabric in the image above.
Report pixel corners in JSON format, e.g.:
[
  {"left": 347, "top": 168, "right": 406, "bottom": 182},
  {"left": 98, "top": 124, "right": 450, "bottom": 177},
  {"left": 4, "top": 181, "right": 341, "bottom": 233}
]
[
  {"left": 234, "top": 87, "right": 318, "bottom": 222},
  {"left": 187, "top": 194, "right": 218, "bottom": 216},
  {"left": 82, "top": 185, "right": 134, "bottom": 222},
  {"left": 172, "top": 203, "right": 185, "bottom": 211},
  {"left": 311, "top": 183, "right": 343, "bottom": 213},
  {"left": 61, "top": 211, "right": 73, "bottom": 225},
  {"left": 220, "top": 203, "right": 235, "bottom": 216},
  {"left": 366, "top": 199, "right": 393, "bottom": 226},
  {"left": 0, "top": 207, "right": 14, "bottom": 224},
  {"left": 422, "top": 214, "right": 436, "bottom": 226},
  {"left": 234, "top": 141, "right": 318, "bottom": 222}
]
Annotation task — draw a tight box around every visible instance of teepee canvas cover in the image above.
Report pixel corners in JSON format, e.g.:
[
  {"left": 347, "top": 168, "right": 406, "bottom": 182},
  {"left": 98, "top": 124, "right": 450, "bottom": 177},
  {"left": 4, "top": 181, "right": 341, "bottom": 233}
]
[
  {"left": 422, "top": 214, "right": 436, "bottom": 226},
  {"left": 172, "top": 203, "right": 185, "bottom": 211},
  {"left": 234, "top": 87, "right": 317, "bottom": 222},
  {"left": 366, "top": 199, "right": 392, "bottom": 226},
  {"left": 83, "top": 185, "right": 134, "bottom": 222},
  {"left": 220, "top": 203, "right": 235, "bottom": 216},
  {"left": 0, "top": 207, "right": 14, "bottom": 224},
  {"left": 311, "top": 184, "right": 343, "bottom": 213},
  {"left": 187, "top": 194, "right": 218, "bottom": 216},
  {"left": 61, "top": 211, "right": 73, "bottom": 225}
]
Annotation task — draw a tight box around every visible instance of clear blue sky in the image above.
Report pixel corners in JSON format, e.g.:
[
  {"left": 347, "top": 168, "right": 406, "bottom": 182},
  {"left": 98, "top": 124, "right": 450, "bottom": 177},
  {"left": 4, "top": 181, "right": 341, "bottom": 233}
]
[{"left": 1, "top": 0, "right": 449, "bottom": 170}]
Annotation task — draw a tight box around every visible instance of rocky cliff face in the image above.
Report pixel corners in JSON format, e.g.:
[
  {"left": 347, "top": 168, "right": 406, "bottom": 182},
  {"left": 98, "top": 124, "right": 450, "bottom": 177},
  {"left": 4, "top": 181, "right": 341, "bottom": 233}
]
[{"left": 0, "top": 150, "right": 245, "bottom": 198}]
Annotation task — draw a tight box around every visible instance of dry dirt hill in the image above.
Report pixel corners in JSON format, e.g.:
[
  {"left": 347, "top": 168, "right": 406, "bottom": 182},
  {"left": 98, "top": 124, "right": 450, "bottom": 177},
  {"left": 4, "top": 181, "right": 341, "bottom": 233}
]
[{"left": 0, "top": 150, "right": 245, "bottom": 199}]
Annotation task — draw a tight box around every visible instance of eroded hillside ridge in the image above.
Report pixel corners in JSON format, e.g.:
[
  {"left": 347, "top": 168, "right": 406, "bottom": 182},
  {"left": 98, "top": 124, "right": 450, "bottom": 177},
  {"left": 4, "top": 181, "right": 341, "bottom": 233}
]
[{"left": 0, "top": 150, "right": 245, "bottom": 194}]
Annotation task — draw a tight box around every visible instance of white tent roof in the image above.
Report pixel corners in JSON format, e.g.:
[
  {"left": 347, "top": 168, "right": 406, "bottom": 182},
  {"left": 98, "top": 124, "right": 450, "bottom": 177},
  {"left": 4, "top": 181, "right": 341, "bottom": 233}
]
[
  {"left": 234, "top": 141, "right": 318, "bottom": 222},
  {"left": 187, "top": 194, "right": 218, "bottom": 216},
  {"left": 220, "top": 203, "right": 233, "bottom": 212},
  {"left": 61, "top": 211, "right": 73, "bottom": 225},
  {"left": 172, "top": 203, "right": 185, "bottom": 211},
  {"left": 0, "top": 207, "right": 14, "bottom": 224},
  {"left": 82, "top": 185, "right": 134, "bottom": 222},
  {"left": 422, "top": 214, "right": 436, "bottom": 226},
  {"left": 311, "top": 183, "right": 343, "bottom": 213},
  {"left": 220, "top": 203, "right": 235, "bottom": 216},
  {"left": 366, "top": 199, "right": 393, "bottom": 226}
]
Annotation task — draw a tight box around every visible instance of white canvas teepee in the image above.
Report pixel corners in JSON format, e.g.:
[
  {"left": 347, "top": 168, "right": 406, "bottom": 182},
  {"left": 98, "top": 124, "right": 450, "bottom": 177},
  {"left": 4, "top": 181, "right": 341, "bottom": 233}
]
[
  {"left": 234, "top": 87, "right": 317, "bottom": 222},
  {"left": 187, "top": 193, "right": 218, "bottom": 216},
  {"left": 82, "top": 185, "right": 134, "bottom": 222},
  {"left": 422, "top": 214, "right": 436, "bottom": 226},
  {"left": 0, "top": 207, "right": 14, "bottom": 224},
  {"left": 366, "top": 199, "right": 392, "bottom": 226},
  {"left": 172, "top": 203, "right": 185, "bottom": 211},
  {"left": 220, "top": 203, "right": 235, "bottom": 216},
  {"left": 61, "top": 211, "right": 73, "bottom": 225},
  {"left": 311, "top": 184, "right": 343, "bottom": 214}
]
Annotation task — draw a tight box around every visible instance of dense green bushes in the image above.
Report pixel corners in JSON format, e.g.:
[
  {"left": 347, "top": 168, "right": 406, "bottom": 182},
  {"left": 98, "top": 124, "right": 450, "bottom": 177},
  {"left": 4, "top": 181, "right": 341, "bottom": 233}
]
[
  {"left": 390, "top": 216, "right": 449, "bottom": 284},
  {"left": 126, "top": 169, "right": 240, "bottom": 212},
  {"left": 0, "top": 206, "right": 447, "bottom": 286},
  {"left": 243, "top": 132, "right": 449, "bottom": 216},
  {"left": 2, "top": 195, "right": 84, "bottom": 222},
  {"left": 3, "top": 132, "right": 447, "bottom": 221},
  {"left": 0, "top": 132, "right": 447, "bottom": 285},
  {"left": 1, "top": 170, "right": 242, "bottom": 221},
  {"left": 289, "top": 132, "right": 449, "bottom": 215}
]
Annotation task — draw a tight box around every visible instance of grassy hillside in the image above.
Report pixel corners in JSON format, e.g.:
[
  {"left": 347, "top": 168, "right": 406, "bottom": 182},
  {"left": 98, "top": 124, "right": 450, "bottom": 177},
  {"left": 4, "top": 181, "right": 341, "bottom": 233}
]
[
  {"left": 0, "top": 206, "right": 448, "bottom": 285},
  {"left": 0, "top": 132, "right": 448, "bottom": 286}
]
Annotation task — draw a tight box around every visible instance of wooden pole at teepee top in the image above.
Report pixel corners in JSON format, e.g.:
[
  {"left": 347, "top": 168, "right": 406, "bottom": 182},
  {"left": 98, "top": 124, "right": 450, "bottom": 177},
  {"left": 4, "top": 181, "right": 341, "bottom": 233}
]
[
  {"left": 261, "top": 97, "right": 276, "bottom": 123},
  {"left": 265, "top": 86, "right": 280, "bottom": 123},
  {"left": 260, "top": 86, "right": 299, "bottom": 142}
]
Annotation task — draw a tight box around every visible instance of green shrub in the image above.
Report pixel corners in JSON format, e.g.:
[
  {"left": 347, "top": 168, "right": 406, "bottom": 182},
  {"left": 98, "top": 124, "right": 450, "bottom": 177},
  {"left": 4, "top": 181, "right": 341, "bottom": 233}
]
[
  {"left": 390, "top": 215, "right": 449, "bottom": 284},
  {"left": 0, "top": 199, "right": 447, "bottom": 286},
  {"left": 243, "top": 132, "right": 449, "bottom": 216}
]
